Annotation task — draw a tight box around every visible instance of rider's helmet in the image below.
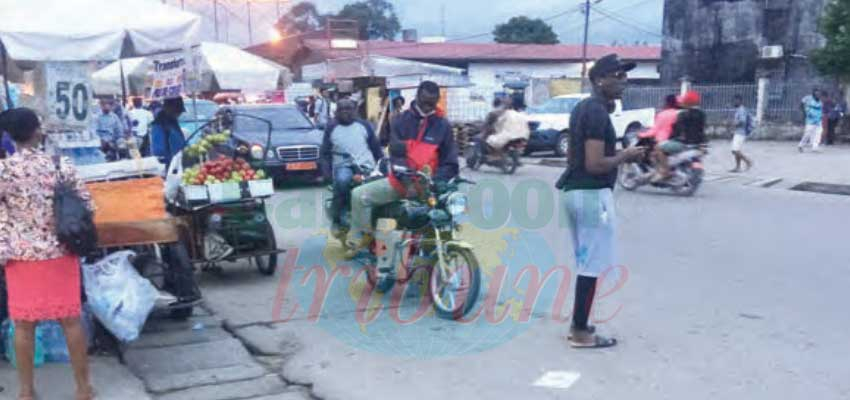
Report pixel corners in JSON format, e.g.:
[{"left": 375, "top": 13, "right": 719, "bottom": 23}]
[{"left": 677, "top": 90, "right": 701, "bottom": 108}]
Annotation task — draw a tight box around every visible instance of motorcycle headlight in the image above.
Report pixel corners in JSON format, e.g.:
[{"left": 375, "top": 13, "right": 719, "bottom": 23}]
[
  {"left": 446, "top": 193, "right": 468, "bottom": 217},
  {"left": 250, "top": 144, "right": 264, "bottom": 160}
]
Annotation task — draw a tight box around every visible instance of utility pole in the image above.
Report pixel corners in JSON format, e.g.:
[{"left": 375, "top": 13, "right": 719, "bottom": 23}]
[
  {"left": 441, "top": 4, "right": 446, "bottom": 37},
  {"left": 276, "top": 0, "right": 281, "bottom": 19},
  {"left": 213, "top": 0, "right": 219, "bottom": 41},
  {"left": 247, "top": 1, "right": 253, "bottom": 45},
  {"left": 580, "top": 0, "right": 591, "bottom": 84}
]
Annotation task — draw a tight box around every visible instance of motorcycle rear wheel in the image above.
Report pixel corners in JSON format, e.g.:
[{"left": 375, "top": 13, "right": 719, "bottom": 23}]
[
  {"left": 501, "top": 151, "right": 520, "bottom": 175},
  {"left": 672, "top": 170, "right": 703, "bottom": 197},
  {"left": 429, "top": 247, "right": 481, "bottom": 320}
]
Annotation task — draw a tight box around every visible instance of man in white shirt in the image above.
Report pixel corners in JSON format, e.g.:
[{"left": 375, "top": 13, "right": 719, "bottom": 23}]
[{"left": 127, "top": 97, "right": 154, "bottom": 151}]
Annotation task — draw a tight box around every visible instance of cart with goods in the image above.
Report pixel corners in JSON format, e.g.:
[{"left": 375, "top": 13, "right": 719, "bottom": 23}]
[
  {"left": 80, "top": 163, "right": 201, "bottom": 321},
  {"left": 168, "top": 113, "right": 284, "bottom": 276}
]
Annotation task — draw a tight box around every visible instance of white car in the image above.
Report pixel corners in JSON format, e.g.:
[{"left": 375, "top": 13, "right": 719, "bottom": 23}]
[{"left": 525, "top": 94, "right": 655, "bottom": 156}]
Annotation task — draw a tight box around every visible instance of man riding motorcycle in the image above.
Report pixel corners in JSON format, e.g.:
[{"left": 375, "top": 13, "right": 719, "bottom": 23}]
[
  {"left": 651, "top": 91, "right": 706, "bottom": 182},
  {"left": 319, "top": 98, "right": 384, "bottom": 236},
  {"left": 345, "top": 81, "right": 459, "bottom": 258},
  {"left": 483, "top": 93, "right": 530, "bottom": 158}
]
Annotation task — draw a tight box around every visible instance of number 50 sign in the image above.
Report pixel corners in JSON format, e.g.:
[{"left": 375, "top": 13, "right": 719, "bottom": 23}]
[{"left": 45, "top": 62, "right": 92, "bottom": 128}]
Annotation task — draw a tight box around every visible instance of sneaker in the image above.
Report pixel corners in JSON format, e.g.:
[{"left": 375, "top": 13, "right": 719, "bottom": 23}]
[{"left": 344, "top": 232, "right": 373, "bottom": 259}]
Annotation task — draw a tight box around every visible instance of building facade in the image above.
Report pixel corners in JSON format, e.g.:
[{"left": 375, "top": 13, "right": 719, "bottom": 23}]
[{"left": 661, "top": 0, "right": 831, "bottom": 86}]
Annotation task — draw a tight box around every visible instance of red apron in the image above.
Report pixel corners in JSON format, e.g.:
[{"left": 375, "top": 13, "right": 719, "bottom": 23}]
[{"left": 388, "top": 117, "right": 439, "bottom": 196}]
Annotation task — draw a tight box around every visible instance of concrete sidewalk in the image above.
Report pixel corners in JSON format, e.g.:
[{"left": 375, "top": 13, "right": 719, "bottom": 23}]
[
  {"left": 527, "top": 140, "right": 850, "bottom": 188},
  {"left": 0, "top": 356, "right": 151, "bottom": 400},
  {"left": 702, "top": 139, "right": 850, "bottom": 187}
]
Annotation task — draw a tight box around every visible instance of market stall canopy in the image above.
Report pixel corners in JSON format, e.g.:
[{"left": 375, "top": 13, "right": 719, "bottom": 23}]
[
  {"left": 301, "top": 55, "right": 468, "bottom": 88},
  {"left": 92, "top": 42, "right": 292, "bottom": 95},
  {"left": 0, "top": 0, "right": 201, "bottom": 61}
]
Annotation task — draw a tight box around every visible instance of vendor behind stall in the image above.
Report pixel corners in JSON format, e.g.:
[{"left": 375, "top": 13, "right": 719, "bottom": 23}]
[
  {"left": 150, "top": 97, "right": 187, "bottom": 168},
  {"left": 95, "top": 98, "right": 130, "bottom": 161}
]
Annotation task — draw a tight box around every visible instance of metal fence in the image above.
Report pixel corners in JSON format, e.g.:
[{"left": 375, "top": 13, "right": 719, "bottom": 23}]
[
  {"left": 622, "top": 85, "right": 680, "bottom": 111},
  {"left": 764, "top": 83, "right": 810, "bottom": 123},
  {"left": 690, "top": 83, "right": 758, "bottom": 123},
  {"left": 444, "top": 80, "right": 812, "bottom": 125},
  {"left": 447, "top": 96, "right": 491, "bottom": 123}
]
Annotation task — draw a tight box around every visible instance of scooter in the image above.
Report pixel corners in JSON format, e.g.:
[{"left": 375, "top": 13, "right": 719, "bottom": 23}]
[{"left": 465, "top": 137, "right": 526, "bottom": 174}]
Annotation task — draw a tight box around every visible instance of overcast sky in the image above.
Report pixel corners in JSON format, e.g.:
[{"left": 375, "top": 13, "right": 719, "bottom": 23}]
[{"left": 173, "top": 0, "right": 664, "bottom": 48}]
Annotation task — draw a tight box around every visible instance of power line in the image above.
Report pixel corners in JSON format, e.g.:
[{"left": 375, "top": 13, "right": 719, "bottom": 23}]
[{"left": 591, "top": 6, "right": 663, "bottom": 38}]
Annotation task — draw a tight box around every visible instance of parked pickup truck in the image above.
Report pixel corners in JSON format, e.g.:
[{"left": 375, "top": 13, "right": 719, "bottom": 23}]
[{"left": 525, "top": 94, "right": 655, "bottom": 157}]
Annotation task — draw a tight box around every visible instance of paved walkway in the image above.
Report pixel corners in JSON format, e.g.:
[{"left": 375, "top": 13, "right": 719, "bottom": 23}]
[
  {"left": 703, "top": 139, "right": 850, "bottom": 187},
  {"left": 529, "top": 140, "right": 850, "bottom": 189},
  {"left": 0, "top": 356, "right": 150, "bottom": 400}
]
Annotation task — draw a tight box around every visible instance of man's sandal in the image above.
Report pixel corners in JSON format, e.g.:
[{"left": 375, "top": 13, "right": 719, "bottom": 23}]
[{"left": 568, "top": 331, "right": 617, "bottom": 349}]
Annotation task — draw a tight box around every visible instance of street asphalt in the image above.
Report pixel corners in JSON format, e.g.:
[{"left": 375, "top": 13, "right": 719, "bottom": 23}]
[
  {"left": 3, "top": 141, "right": 848, "bottom": 400},
  {"left": 196, "top": 159, "right": 850, "bottom": 400}
]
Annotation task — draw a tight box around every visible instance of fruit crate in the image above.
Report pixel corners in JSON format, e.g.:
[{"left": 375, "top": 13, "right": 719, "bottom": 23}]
[
  {"left": 179, "top": 184, "right": 209, "bottom": 206},
  {"left": 207, "top": 182, "right": 242, "bottom": 203},
  {"left": 247, "top": 179, "right": 274, "bottom": 197}
]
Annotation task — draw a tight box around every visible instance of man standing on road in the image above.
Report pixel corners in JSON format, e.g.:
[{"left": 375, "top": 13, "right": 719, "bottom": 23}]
[
  {"left": 315, "top": 88, "right": 336, "bottom": 128},
  {"left": 730, "top": 95, "right": 754, "bottom": 172},
  {"left": 127, "top": 97, "right": 154, "bottom": 152},
  {"left": 556, "top": 54, "right": 645, "bottom": 349},
  {"left": 823, "top": 91, "right": 844, "bottom": 146},
  {"left": 799, "top": 88, "right": 823, "bottom": 153}
]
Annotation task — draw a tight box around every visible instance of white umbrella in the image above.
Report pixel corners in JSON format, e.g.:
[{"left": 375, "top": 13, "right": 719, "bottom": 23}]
[
  {"left": 0, "top": 0, "right": 201, "bottom": 61},
  {"left": 91, "top": 42, "right": 292, "bottom": 95},
  {"left": 91, "top": 57, "right": 147, "bottom": 96}
]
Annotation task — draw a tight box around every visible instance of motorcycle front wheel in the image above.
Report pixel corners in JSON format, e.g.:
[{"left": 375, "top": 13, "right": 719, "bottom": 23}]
[
  {"left": 429, "top": 247, "right": 481, "bottom": 320},
  {"left": 366, "top": 265, "right": 395, "bottom": 294},
  {"left": 464, "top": 145, "right": 481, "bottom": 171},
  {"left": 618, "top": 163, "right": 644, "bottom": 191}
]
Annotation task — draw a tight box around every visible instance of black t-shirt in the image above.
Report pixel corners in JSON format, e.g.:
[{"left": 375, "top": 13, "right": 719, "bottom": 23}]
[{"left": 560, "top": 96, "right": 618, "bottom": 191}]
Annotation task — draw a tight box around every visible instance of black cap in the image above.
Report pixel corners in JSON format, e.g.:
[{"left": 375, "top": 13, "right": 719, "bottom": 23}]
[{"left": 589, "top": 54, "right": 637, "bottom": 81}]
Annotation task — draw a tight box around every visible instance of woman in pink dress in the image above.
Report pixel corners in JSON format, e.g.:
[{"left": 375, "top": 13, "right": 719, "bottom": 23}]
[{"left": 0, "top": 108, "right": 95, "bottom": 400}]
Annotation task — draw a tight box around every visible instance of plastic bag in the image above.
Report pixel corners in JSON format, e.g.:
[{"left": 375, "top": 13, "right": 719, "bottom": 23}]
[
  {"left": 3, "top": 319, "right": 45, "bottom": 368},
  {"left": 164, "top": 150, "right": 184, "bottom": 204},
  {"left": 83, "top": 251, "right": 158, "bottom": 342},
  {"left": 39, "top": 306, "right": 94, "bottom": 363},
  {"left": 2, "top": 307, "right": 95, "bottom": 365}
]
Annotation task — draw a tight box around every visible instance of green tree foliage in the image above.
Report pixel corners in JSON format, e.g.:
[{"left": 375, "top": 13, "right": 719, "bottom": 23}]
[
  {"left": 274, "top": 1, "right": 326, "bottom": 37},
  {"left": 337, "top": 0, "right": 401, "bottom": 40},
  {"left": 493, "top": 16, "right": 559, "bottom": 45},
  {"left": 812, "top": 0, "right": 850, "bottom": 82}
]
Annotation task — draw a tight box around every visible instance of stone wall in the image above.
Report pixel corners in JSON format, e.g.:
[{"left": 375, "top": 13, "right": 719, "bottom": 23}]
[
  {"left": 662, "top": 0, "right": 832, "bottom": 88},
  {"left": 707, "top": 122, "right": 818, "bottom": 141}
]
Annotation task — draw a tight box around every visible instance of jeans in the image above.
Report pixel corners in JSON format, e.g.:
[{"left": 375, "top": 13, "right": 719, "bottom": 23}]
[
  {"left": 562, "top": 188, "right": 616, "bottom": 278},
  {"left": 332, "top": 166, "right": 355, "bottom": 224}
]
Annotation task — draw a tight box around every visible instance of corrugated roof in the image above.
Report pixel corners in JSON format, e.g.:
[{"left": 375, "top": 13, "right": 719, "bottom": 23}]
[{"left": 303, "top": 39, "right": 661, "bottom": 62}]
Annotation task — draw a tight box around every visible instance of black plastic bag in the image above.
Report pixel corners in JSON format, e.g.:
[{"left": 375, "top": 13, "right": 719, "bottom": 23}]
[{"left": 53, "top": 156, "right": 98, "bottom": 256}]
